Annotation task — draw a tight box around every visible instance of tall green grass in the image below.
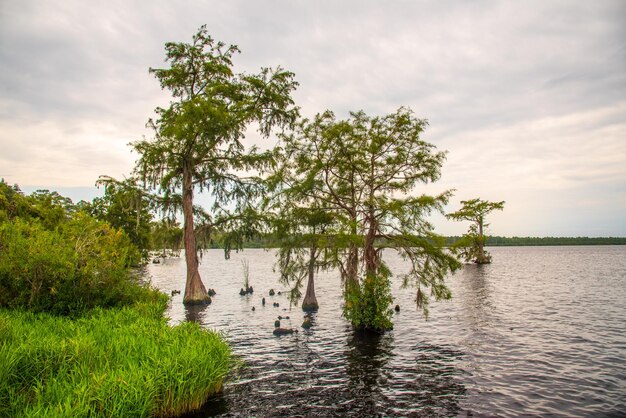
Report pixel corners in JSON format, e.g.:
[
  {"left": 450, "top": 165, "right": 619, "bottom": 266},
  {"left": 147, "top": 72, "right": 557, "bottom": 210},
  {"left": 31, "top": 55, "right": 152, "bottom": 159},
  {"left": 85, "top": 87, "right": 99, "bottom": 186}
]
[{"left": 0, "top": 299, "right": 231, "bottom": 417}]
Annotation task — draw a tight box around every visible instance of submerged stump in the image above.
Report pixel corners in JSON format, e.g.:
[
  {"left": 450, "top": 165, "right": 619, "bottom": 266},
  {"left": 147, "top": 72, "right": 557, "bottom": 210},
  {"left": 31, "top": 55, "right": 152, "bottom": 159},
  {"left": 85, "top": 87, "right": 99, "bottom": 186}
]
[{"left": 273, "top": 328, "right": 295, "bottom": 336}]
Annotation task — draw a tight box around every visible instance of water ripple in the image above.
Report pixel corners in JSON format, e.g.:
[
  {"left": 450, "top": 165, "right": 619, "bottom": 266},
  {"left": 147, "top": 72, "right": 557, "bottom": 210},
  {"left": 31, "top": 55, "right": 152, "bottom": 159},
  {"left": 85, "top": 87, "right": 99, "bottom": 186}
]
[{"left": 149, "top": 246, "right": 626, "bottom": 417}]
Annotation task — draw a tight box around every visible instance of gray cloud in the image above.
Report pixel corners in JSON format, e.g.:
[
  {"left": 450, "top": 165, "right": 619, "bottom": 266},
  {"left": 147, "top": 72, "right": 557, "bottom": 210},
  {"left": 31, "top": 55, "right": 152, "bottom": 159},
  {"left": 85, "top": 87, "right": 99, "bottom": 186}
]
[{"left": 1, "top": 0, "right": 624, "bottom": 235}]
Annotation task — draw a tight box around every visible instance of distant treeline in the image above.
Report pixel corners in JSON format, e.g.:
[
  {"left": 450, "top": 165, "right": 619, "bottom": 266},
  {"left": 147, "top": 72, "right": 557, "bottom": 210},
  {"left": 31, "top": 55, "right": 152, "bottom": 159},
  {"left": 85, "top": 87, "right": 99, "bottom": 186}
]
[
  {"left": 449, "top": 236, "right": 626, "bottom": 246},
  {"left": 205, "top": 234, "right": 626, "bottom": 249}
]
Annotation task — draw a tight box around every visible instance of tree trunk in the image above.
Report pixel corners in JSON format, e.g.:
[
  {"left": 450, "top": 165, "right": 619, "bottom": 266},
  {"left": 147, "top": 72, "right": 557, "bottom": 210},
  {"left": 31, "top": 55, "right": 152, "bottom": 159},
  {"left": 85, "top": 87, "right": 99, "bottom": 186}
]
[
  {"left": 182, "top": 164, "right": 211, "bottom": 305},
  {"left": 345, "top": 210, "right": 360, "bottom": 291},
  {"left": 363, "top": 209, "right": 378, "bottom": 278},
  {"left": 302, "top": 246, "right": 319, "bottom": 311},
  {"left": 346, "top": 244, "right": 359, "bottom": 285},
  {"left": 475, "top": 218, "right": 490, "bottom": 264}
]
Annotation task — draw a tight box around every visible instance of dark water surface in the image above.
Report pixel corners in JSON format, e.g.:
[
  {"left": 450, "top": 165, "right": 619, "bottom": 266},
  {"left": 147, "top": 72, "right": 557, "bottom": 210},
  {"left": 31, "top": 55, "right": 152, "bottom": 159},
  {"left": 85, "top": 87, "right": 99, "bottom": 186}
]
[{"left": 147, "top": 246, "right": 626, "bottom": 417}]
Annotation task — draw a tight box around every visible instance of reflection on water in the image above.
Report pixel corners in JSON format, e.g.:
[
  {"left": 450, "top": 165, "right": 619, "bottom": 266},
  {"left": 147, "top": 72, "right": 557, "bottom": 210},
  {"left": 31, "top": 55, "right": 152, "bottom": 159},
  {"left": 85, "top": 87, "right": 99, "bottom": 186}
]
[
  {"left": 459, "top": 263, "right": 497, "bottom": 337},
  {"left": 342, "top": 330, "right": 393, "bottom": 414},
  {"left": 147, "top": 247, "right": 626, "bottom": 416},
  {"left": 184, "top": 304, "right": 209, "bottom": 324},
  {"left": 191, "top": 328, "right": 466, "bottom": 417},
  {"left": 409, "top": 343, "right": 466, "bottom": 416},
  {"left": 346, "top": 330, "right": 393, "bottom": 391}
]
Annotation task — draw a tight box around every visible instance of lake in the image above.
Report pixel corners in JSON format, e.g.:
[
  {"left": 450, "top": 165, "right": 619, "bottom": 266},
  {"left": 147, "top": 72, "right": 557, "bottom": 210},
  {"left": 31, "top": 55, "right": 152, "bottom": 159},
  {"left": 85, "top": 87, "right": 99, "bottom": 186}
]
[{"left": 146, "top": 246, "right": 626, "bottom": 417}]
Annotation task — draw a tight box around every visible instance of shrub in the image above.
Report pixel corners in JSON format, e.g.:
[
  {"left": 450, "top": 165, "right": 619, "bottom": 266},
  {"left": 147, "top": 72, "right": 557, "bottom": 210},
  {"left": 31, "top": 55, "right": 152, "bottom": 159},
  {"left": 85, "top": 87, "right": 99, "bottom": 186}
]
[
  {"left": 0, "top": 214, "right": 153, "bottom": 315},
  {"left": 343, "top": 273, "right": 394, "bottom": 332}
]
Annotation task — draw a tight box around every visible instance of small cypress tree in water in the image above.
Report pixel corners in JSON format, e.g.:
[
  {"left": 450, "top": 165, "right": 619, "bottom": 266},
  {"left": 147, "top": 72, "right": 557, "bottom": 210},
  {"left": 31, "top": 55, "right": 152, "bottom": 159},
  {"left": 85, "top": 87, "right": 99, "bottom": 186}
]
[{"left": 447, "top": 198, "right": 505, "bottom": 264}]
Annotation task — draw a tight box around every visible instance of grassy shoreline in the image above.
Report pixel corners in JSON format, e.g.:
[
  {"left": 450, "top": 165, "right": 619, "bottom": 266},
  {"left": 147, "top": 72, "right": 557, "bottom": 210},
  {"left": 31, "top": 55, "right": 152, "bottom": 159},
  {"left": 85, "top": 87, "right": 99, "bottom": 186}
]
[{"left": 0, "top": 299, "right": 231, "bottom": 417}]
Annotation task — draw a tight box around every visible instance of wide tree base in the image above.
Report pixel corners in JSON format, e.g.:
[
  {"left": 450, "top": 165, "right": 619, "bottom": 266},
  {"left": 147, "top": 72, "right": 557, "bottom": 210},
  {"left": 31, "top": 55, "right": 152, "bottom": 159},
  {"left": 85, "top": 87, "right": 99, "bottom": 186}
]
[
  {"left": 183, "top": 295, "right": 212, "bottom": 305},
  {"left": 351, "top": 324, "right": 393, "bottom": 334},
  {"left": 302, "top": 302, "right": 319, "bottom": 312}
]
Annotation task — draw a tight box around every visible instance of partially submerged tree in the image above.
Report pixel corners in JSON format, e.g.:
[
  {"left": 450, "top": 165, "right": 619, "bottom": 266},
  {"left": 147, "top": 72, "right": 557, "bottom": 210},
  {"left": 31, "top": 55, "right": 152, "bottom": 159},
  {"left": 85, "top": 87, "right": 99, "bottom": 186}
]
[
  {"left": 273, "top": 112, "right": 360, "bottom": 293},
  {"left": 272, "top": 205, "right": 335, "bottom": 311},
  {"left": 276, "top": 108, "right": 461, "bottom": 329},
  {"left": 265, "top": 144, "right": 338, "bottom": 311},
  {"left": 132, "top": 26, "right": 298, "bottom": 305},
  {"left": 447, "top": 198, "right": 505, "bottom": 264}
]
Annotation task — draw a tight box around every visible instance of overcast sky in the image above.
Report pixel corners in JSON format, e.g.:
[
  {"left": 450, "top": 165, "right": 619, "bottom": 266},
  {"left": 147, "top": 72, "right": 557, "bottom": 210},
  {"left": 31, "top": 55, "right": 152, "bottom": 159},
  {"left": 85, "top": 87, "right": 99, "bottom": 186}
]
[{"left": 1, "top": 1, "right": 625, "bottom": 236}]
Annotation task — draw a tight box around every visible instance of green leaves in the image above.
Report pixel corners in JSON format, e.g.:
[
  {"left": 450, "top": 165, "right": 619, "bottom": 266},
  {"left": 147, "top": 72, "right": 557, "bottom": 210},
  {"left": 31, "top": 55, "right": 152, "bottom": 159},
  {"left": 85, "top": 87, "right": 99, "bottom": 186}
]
[
  {"left": 133, "top": 25, "right": 299, "bottom": 249},
  {"left": 131, "top": 27, "right": 300, "bottom": 303},
  {"left": 150, "top": 25, "right": 238, "bottom": 100},
  {"left": 447, "top": 198, "right": 505, "bottom": 264},
  {"left": 447, "top": 198, "right": 505, "bottom": 224},
  {"left": 92, "top": 176, "right": 154, "bottom": 251},
  {"left": 0, "top": 210, "right": 149, "bottom": 315},
  {"left": 0, "top": 180, "right": 154, "bottom": 315},
  {"left": 343, "top": 274, "right": 394, "bottom": 331},
  {"left": 270, "top": 108, "right": 460, "bottom": 324}
]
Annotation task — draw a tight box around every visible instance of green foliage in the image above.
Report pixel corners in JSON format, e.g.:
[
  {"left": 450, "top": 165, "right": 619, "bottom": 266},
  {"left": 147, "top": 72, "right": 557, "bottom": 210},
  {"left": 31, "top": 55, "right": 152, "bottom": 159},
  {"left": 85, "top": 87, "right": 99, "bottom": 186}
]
[
  {"left": 0, "top": 180, "right": 73, "bottom": 229},
  {"left": 0, "top": 300, "right": 231, "bottom": 417},
  {"left": 447, "top": 198, "right": 505, "bottom": 224},
  {"left": 90, "top": 176, "right": 154, "bottom": 252},
  {"left": 268, "top": 200, "right": 337, "bottom": 306},
  {"left": 272, "top": 108, "right": 461, "bottom": 326},
  {"left": 0, "top": 181, "right": 30, "bottom": 221},
  {"left": 396, "top": 234, "right": 454, "bottom": 317},
  {"left": 449, "top": 232, "right": 486, "bottom": 263},
  {"left": 132, "top": 25, "right": 299, "bottom": 242},
  {"left": 447, "top": 198, "right": 505, "bottom": 263},
  {"left": 0, "top": 181, "right": 156, "bottom": 315},
  {"left": 131, "top": 26, "right": 299, "bottom": 303},
  {"left": 343, "top": 273, "right": 394, "bottom": 332},
  {"left": 25, "top": 190, "right": 75, "bottom": 229},
  {"left": 150, "top": 218, "right": 183, "bottom": 253},
  {"left": 0, "top": 215, "right": 153, "bottom": 315},
  {"left": 0, "top": 219, "right": 74, "bottom": 311}
]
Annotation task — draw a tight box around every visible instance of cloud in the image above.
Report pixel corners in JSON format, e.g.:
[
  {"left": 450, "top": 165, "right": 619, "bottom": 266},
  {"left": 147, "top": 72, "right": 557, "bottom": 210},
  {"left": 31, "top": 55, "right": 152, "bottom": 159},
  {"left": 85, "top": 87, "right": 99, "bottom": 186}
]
[
  {"left": 0, "top": 118, "right": 136, "bottom": 187},
  {"left": 0, "top": 0, "right": 624, "bottom": 235},
  {"left": 438, "top": 102, "right": 626, "bottom": 190}
]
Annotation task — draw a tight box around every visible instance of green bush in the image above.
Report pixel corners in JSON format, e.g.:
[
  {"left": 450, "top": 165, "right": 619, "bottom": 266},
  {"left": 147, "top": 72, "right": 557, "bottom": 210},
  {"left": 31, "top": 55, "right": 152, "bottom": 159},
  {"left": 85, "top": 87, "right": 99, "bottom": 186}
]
[
  {"left": 0, "top": 183, "right": 232, "bottom": 416},
  {"left": 0, "top": 213, "right": 153, "bottom": 315},
  {"left": 0, "top": 300, "right": 231, "bottom": 417},
  {"left": 0, "top": 180, "right": 161, "bottom": 315},
  {"left": 343, "top": 273, "right": 394, "bottom": 332}
]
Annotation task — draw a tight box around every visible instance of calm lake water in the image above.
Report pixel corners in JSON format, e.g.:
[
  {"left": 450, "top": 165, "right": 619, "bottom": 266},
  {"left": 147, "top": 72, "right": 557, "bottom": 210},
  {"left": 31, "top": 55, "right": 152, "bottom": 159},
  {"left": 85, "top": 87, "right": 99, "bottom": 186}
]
[{"left": 147, "top": 246, "right": 626, "bottom": 417}]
